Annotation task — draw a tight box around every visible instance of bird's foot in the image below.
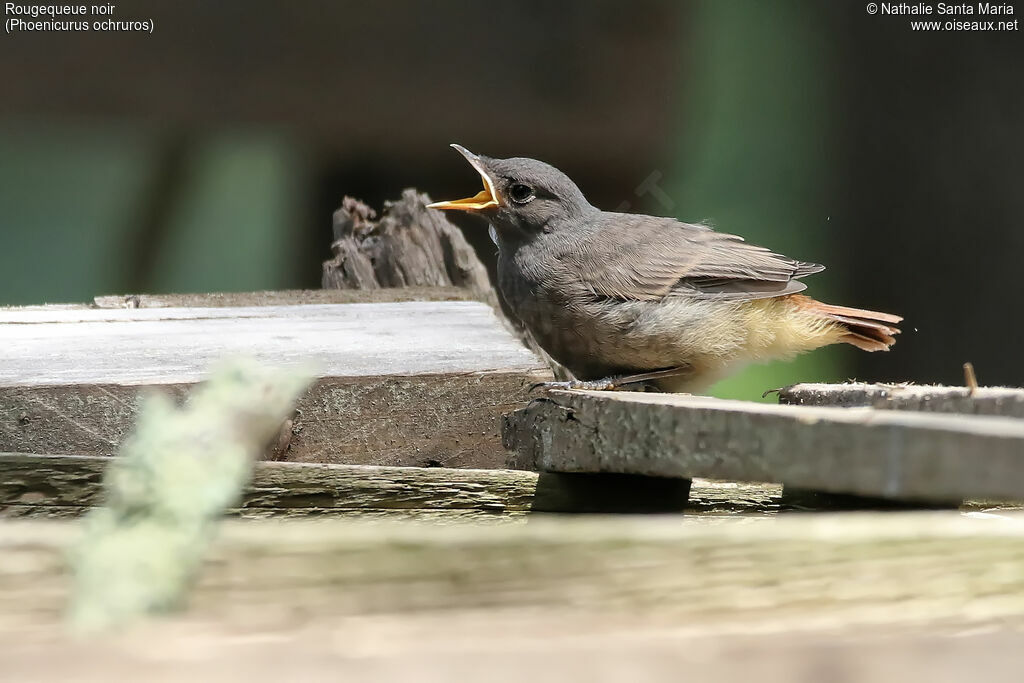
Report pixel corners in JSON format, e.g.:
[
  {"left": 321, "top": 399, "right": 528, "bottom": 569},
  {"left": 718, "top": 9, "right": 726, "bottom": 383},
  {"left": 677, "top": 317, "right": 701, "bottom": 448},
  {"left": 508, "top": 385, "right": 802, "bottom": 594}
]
[
  {"left": 529, "top": 367, "right": 689, "bottom": 394},
  {"left": 530, "top": 378, "right": 629, "bottom": 393}
]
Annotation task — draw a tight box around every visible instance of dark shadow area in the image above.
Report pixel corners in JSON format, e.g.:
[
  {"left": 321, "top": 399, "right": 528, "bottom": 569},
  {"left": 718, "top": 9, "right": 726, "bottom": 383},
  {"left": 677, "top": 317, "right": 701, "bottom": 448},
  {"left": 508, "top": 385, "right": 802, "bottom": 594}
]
[
  {"left": 531, "top": 472, "right": 693, "bottom": 514},
  {"left": 780, "top": 487, "right": 960, "bottom": 511}
]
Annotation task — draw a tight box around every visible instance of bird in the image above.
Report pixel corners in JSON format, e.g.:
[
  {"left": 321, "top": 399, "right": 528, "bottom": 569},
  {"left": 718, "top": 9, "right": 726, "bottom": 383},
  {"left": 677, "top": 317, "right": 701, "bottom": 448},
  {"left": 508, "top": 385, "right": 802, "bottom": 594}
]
[{"left": 428, "top": 144, "right": 901, "bottom": 394}]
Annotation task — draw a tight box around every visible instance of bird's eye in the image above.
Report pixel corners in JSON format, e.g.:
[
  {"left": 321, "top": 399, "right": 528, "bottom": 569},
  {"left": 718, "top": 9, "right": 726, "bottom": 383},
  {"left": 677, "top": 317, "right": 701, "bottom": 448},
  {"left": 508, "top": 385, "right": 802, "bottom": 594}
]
[{"left": 509, "top": 183, "right": 535, "bottom": 204}]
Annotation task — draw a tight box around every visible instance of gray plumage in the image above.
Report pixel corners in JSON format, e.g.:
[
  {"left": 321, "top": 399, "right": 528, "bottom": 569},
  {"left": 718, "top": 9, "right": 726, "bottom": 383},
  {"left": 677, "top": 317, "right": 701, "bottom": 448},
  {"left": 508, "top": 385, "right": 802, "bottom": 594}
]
[{"left": 429, "top": 146, "right": 900, "bottom": 392}]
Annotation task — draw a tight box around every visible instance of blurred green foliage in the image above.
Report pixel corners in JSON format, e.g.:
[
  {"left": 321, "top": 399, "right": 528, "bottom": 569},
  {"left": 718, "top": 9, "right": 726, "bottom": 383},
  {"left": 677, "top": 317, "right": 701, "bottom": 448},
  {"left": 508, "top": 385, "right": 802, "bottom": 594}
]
[
  {"left": 147, "top": 135, "right": 308, "bottom": 294},
  {"left": 0, "top": 124, "right": 307, "bottom": 305},
  {"left": 669, "top": 1, "right": 850, "bottom": 400},
  {"left": 0, "top": 123, "right": 150, "bottom": 304}
]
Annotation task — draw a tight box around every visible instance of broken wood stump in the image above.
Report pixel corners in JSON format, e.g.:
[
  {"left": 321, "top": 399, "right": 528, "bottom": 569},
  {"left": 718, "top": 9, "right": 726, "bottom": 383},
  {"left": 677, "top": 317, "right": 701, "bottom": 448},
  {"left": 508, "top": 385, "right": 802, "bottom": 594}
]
[
  {"left": 503, "top": 390, "right": 1024, "bottom": 504},
  {"left": 322, "top": 191, "right": 493, "bottom": 295},
  {"left": 0, "top": 290, "right": 550, "bottom": 468}
]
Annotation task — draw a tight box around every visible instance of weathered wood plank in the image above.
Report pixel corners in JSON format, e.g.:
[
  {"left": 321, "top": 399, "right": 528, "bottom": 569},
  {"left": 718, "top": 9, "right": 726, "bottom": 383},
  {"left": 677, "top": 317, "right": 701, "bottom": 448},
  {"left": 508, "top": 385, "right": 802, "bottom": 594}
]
[
  {"left": 0, "top": 372, "right": 544, "bottom": 467},
  {"left": 4, "top": 513, "right": 1024, "bottom": 632},
  {"left": 0, "top": 301, "right": 548, "bottom": 467},
  {"left": 504, "top": 391, "right": 1024, "bottom": 503},
  {"left": 3, "top": 287, "right": 479, "bottom": 312},
  {"left": 780, "top": 382, "right": 1024, "bottom": 418},
  {"left": 0, "top": 302, "right": 540, "bottom": 385},
  {"left": 0, "top": 504, "right": 531, "bottom": 523},
  {"left": 91, "top": 286, "right": 477, "bottom": 309},
  {"left": 0, "top": 454, "right": 782, "bottom": 517},
  {"left": 3, "top": 621, "right": 1022, "bottom": 682},
  {"left": 0, "top": 454, "right": 534, "bottom": 512}
]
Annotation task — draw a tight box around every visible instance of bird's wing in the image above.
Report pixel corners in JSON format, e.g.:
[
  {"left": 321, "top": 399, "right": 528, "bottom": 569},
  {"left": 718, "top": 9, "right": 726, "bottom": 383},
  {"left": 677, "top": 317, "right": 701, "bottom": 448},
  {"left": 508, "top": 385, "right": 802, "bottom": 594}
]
[{"left": 566, "top": 213, "right": 824, "bottom": 302}]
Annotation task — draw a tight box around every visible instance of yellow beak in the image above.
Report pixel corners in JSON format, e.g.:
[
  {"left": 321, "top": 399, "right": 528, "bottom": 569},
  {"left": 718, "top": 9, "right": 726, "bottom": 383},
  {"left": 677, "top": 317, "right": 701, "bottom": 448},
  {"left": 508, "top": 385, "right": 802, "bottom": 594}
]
[{"left": 427, "top": 144, "right": 499, "bottom": 211}]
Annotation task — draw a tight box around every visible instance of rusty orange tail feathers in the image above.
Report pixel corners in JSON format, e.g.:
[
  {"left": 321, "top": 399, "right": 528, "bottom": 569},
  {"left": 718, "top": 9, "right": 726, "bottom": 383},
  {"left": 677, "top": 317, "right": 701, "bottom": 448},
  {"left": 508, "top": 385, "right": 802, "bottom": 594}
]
[{"left": 793, "top": 295, "right": 903, "bottom": 352}]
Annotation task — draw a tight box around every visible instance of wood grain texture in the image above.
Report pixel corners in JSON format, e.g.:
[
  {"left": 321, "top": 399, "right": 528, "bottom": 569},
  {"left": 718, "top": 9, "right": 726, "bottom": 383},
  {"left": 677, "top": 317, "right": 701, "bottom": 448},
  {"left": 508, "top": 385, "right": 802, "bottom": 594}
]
[
  {"left": 0, "top": 301, "right": 541, "bottom": 386},
  {"left": 4, "top": 513, "right": 1024, "bottom": 633},
  {"left": 92, "top": 287, "right": 477, "bottom": 309},
  {"left": 504, "top": 390, "right": 1024, "bottom": 503},
  {"left": 780, "top": 382, "right": 1024, "bottom": 418},
  {"left": 0, "top": 371, "right": 545, "bottom": 467},
  {"left": 3, "top": 620, "right": 1022, "bottom": 683},
  {"left": 0, "top": 300, "right": 548, "bottom": 467},
  {"left": 0, "top": 454, "right": 782, "bottom": 518},
  {"left": 0, "top": 504, "right": 531, "bottom": 523}
]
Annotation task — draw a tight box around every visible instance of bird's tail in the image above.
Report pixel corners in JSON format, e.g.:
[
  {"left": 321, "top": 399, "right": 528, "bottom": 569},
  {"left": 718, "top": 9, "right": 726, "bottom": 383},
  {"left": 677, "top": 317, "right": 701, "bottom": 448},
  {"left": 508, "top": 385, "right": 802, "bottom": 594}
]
[{"left": 793, "top": 295, "right": 903, "bottom": 352}]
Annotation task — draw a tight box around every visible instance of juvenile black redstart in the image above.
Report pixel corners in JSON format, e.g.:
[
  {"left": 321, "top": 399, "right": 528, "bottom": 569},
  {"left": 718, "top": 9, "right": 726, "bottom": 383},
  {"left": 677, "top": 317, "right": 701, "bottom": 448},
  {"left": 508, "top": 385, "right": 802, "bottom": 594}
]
[{"left": 429, "top": 145, "right": 901, "bottom": 392}]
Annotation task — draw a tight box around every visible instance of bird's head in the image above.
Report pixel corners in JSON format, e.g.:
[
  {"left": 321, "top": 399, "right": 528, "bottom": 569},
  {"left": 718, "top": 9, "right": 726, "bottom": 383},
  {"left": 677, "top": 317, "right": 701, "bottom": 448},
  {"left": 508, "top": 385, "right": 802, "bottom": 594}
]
[{"left": 428, "top": 144, "right": 595, "bottom": 239}]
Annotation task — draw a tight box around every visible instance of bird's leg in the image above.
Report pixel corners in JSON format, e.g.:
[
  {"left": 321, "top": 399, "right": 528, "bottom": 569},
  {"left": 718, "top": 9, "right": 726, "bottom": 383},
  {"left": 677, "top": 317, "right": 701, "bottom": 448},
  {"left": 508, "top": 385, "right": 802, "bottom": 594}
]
[{"left": 530, "top": 366, "right": 690, "bottom": 393}]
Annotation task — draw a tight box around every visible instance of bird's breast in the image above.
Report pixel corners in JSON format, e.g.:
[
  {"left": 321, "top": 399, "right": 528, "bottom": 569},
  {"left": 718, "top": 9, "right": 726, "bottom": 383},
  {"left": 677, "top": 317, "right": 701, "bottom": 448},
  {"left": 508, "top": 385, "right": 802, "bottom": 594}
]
[{"left": 496, "top": 251, "right": 653, "bottom": 377}]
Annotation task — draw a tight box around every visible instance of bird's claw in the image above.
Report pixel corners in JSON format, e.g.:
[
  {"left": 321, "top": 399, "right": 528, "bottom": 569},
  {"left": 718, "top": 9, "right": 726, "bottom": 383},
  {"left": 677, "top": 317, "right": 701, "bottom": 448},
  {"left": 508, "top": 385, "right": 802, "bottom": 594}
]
[{"left": 529, "top": 379, "right": 620, "bottom": 393}]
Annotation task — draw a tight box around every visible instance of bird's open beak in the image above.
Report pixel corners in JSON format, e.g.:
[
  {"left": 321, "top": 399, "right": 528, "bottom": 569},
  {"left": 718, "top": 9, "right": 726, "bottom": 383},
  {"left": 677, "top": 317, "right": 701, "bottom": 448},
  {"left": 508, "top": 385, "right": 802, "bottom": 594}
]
[{"left": 427, "top": 144, "right": 499, "bottom": 212}]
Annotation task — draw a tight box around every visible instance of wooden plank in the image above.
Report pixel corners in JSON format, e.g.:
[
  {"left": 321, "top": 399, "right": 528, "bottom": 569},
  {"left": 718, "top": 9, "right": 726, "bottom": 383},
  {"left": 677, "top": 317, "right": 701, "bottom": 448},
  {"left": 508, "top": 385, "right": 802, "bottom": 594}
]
[
  {"left": 0, "top": 302, "right": 548, "bottom": 468},
  {"left": 0, "top": 504, "right": 531, "bottom": 523},
  {"left": 504, "top": 390, "right": 1024, "bottom": 503},
  {"left": 91, "top": 286, "right": 478, "bottom": 309},
  {"left": 780, "top": 382, "right": 1024, "bottom": 418},
  {"left": 3, "top": 625, "right": 1023, "bottom": 683},
  {"left": 4, "top": 513, "right": 1024, "bottom": 633},
  {"left": 0, "top": 301, "right": 538, "bottom": 385},
  {"left": 0, "top": 374, "right": 543, "bottom": 468},
  {"left": 0, "top": 454, "right": 534, "bottom": 512},
  {"left": 1, "top": 287, "right": 479, "bottom": 312},
  {"left": 0, "top": 453, "right": 782, "bottom": 518}
]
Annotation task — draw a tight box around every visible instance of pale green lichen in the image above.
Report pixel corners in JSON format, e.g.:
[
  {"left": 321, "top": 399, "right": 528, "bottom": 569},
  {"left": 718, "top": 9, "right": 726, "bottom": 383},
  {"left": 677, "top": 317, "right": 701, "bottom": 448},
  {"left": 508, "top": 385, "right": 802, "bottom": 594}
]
[{"left": 68, "top": 358, "right": 312, "bottom": 632}]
